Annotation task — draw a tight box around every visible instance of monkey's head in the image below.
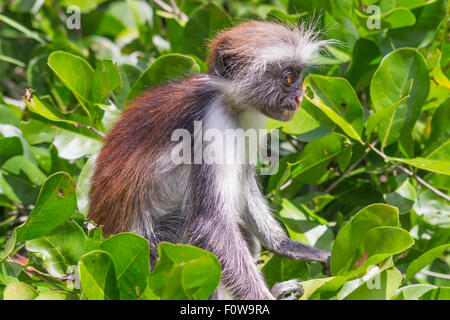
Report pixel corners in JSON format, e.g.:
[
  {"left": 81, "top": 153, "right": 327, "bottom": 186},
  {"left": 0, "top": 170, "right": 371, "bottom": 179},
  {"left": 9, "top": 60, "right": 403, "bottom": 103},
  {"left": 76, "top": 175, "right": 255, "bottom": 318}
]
[{"left": 208, "top": 20, "right": 331, "bottom": 121}]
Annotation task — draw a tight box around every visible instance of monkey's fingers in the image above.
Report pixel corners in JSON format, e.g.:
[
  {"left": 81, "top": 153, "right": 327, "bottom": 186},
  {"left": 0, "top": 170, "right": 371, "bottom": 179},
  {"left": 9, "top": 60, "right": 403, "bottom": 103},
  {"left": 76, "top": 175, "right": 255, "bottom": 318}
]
[{"left": 271, "top": 280, "right": 304, "bottom": 300}]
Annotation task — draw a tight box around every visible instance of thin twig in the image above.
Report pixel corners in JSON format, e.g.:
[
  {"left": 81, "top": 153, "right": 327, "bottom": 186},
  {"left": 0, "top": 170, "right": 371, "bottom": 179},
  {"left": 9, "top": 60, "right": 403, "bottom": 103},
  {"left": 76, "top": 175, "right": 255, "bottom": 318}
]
[
  {"left": 420, "top": 269, "right": 450, "bottom": 280},
  {"left": 153, "top": 0, "right": 188, "bottom": 21},
  {"left": 74, "top": 123, "right": 105, "bottom": 139},
  {"left": 364, "top": 142, "right": 450, "bottom": 202},
  {"left": 25, "top": 270, "right": 78, "bottom": 296}
]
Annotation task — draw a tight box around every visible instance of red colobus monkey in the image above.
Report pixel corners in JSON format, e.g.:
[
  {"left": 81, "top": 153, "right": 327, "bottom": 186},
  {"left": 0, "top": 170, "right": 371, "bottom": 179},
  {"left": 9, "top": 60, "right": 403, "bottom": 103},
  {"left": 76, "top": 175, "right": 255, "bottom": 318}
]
[{"left": 89, "top": 21, "right": 332, "bottom": 300}]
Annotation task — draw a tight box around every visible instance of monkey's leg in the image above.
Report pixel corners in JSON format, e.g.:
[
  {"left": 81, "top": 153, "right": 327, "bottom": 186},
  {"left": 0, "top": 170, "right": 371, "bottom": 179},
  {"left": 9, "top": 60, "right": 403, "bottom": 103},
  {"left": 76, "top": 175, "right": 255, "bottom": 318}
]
[
  {"left": 186, "top": 164, "right": 275, "bottom": 300},
  {"left": 245, "top": 167, "right": 331, "bottom": 274}
]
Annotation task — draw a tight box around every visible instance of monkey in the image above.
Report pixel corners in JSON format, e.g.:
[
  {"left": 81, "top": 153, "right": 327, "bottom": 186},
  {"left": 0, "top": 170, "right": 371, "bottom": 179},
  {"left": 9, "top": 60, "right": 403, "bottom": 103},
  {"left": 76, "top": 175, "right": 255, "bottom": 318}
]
[{"left": 89, "top": 20, "right": 332, "bottom": 300}]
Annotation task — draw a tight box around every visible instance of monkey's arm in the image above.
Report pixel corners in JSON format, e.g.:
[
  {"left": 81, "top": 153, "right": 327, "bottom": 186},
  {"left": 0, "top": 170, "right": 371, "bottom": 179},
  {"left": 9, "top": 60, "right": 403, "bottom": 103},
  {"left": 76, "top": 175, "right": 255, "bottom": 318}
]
[
  {"left": 244, "top": 167, "right": 330, "bottom": 271},
  {"left": 185, "top": 163, "right": 275, "bottom": 300}
]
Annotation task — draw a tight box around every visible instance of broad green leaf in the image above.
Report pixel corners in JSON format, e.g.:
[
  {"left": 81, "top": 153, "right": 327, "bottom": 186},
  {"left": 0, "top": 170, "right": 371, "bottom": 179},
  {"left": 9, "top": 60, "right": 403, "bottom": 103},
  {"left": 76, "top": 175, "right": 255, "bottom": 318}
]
[
  {"left": 15, "top": 172, "right": 77, "bottom": 242},
  {"left": 77, "top": 154, "right": 97, "bottom": 215},
  {"left": 429, "top": 50, "right": 450, "bottom": 89},
  {"left": 35, "top": 291, "right": 78, "bottom": 300},
  {"left": 353, "top": 7, "right": 416, "bottom": 36},
  {"left": 384, "top": 179, "right": 416, "bottom": 214},
  {"left": 91, "top": 59, "right": 122, "bottom": 103},
  {"left": 20, "top": 119, "right": 57, "bottom": 145},
  {"left": 266, "top": 107, "right": 320, "bottom": 135},
  {"left": 330, "top": 203, "right": 399, "bottom": 276},
  {"left": 127, "top": 54, "right": 200, "bottom": 101},
  {"left": 299, "top": 276, "right": 346, "bottom": 300},
  {"left": 262, "top": 254, "right": 308, "bottom": 288},
  {"left": 3, "top": 282, "right": 39, "bottom": 300},
  {"left": 1, "top": 155, "right": 46, "bottom": 186},
  {"left": 345, "top": 38, "right": 382, "bottom": 90},
  {"left": 113, "top": 64, "right": 142, "bottom": 108},
  {"left": 413, "top": 189, "right": 450, "bottom": 228},
  {"left": 351, "top": 226, "right": 414, "bottom": 275},
  {"left": 423, "top": 100, "right": 450, "bottom": 156},
  {"left": 387, "top": 0, "right": 446, "bottom": 48},
  {"left": 338, "top": 265, "right": 403, "bottom": 300},
  {"left": 365, "top": 94, "right": 410, "bottom": 138},
  {"left": 387, "top": 156, "right": 450, "bottom": 176},
  {"left": 24, "top": 95, "right": 72, "bottom": 124},
  {"left": 393, "top": 284, "right": 437, "bottom": 300},
  {"left": 290, "top": 133, "right": 345, "bottom": 179},
  {"left": 276, "top": 198, "right": 334, "bottom": 251},
  {"left": 303, "top": 75, "right": 364, "bottom": 142},
  {"left": 405, "top": 244, "right": 450, "bottom": 283},
  {"left": 60, "top": 0, "right": 108, "bottom": 13},
  {"left": 182, "top": 3, "right": 232, "bottom": 60},
  {"left": 0, "top": 137, "right": 23, "bottom": 166},
  {"left": 0, "top": 104, "right": 21, "bottom": 127},
  {"left": 148, "top": 243, "right": 221, "bottom": 300},
  {"left": 0, "top": 231, "right": 16, "bottom": 263},
  {"left": 79, "top": 250, "right": 120, "bottom": 300},
  {"left": 100, "top": 233, "right": 150, "bottom": 300},
  {"left": 53, "top": 129, "right": 102, "bottom": 160},
  {"left": 48, "top": 51, "right": 94, "bottom": 103},
  {"left": 371, "top": 48, "right": 429, "bottom": 147},
  {"left": 419, "top": 287, "right": 450, "bottom": 300},
  {"left": 26, "top": 221, "right": 88, "bottom": 277}
]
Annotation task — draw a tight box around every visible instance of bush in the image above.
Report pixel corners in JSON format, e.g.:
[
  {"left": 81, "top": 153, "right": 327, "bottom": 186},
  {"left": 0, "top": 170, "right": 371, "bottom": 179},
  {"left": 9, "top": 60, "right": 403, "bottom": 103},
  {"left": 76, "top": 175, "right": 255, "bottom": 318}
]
[{"left": 0, "top": 0, "right": 449, "bottom": 300}]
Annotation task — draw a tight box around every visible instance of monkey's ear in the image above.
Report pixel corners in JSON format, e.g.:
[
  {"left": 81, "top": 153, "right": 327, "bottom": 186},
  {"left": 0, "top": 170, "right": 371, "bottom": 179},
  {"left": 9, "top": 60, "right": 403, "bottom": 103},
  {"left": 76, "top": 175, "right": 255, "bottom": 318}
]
[{"left": 214, "top": 50, "right": 230, "bottom": 78}]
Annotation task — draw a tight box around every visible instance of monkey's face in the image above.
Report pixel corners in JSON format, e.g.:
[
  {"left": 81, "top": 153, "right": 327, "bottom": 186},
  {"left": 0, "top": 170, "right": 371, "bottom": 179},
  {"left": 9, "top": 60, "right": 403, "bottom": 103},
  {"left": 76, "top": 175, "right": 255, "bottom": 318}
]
[
  {"left": 246, "top": 61, "right": 304, "bottom": 122},
  {"left": 256, "top": 61, "right": 303, "bottom": 121}
]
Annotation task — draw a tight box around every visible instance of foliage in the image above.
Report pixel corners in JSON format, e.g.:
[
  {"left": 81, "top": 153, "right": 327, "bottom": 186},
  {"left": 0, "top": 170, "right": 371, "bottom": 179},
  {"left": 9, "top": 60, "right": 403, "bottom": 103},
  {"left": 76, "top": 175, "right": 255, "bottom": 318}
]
[{"left": 0, "top": 0, "right": 449, "bottom": 300}]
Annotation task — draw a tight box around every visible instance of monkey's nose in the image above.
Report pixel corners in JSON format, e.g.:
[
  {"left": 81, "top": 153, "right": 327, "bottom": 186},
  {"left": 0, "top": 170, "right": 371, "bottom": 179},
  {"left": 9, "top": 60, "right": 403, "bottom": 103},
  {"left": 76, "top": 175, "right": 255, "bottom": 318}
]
[{"left": 295, "top": 95, "right": 302, "bottom": 105}]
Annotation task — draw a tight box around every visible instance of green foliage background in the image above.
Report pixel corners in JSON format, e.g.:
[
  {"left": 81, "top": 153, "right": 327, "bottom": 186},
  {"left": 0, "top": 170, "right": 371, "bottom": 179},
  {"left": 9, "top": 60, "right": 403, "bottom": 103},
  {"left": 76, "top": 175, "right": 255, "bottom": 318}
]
[{"left": 0, "top": 0, "right": 449, "bottom": 300}]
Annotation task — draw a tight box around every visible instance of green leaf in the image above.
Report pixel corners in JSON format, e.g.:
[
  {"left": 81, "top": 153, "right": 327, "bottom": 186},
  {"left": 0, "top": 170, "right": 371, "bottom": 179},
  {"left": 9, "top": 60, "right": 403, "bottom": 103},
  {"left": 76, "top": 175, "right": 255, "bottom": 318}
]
[
  {"left": 182, "top": 3, "right": 232, "bottom": 60},
  {"left": 371, "top": 48, "right": 429, "bottom": 147},
  {"left": 48, "top": 51, "right": 94, "bottom": 103},
  {"left": 387, "top": 0, "right": 446, "bottom": 48},
  {"left": 91, "top": 59, "right": 122, "bottom": 103},
  {"left": 338, "top": 264, "right": 403, "bottom": 300},
  {"left": 79, "top": 250, "right": 120, "bottom": 300},
  {"left": 26, "top": 221, "right": 88, "bottom": 277},
  {"left": 20, "top": 119, "right": 57, "bottom": 145},
  {"left": 290, "top": 133, "right": 345, "bottom": 179},
  {"left": 0, "top": 136, "right": 23, "bottom": 166},
  {"left": 303, "top": 75, "right": 364, "bottom": 142},
  {"left": 345, "top": 38, "right": 382, "bottom": 90},
  {"left": 419, "top": 287, "right": 450, "bottom": 300},
  {"left": 15, "top": 172, "right": 77, "bottom": 242},
  {"left": 148, "top": 243, "right": 221, "bottom": 300},
  {"left": 384, "top": 179, "right": 416, "bottom": 215},
  {"left": 262, "top": 254, "right": 308, "bottom": 288},
  {"left": 35, "top": 291, "right": 78, "bottom": 300},
  {"left": 127, "top": 54, "right": 200, "bottom": 101},
  {"left": 393, "top": 284, "right": 437, "bottom": 300},
  {"left": 0, "top": 14, "right": 45, "bottom": 43},
  {"left": 405, "top": 244, "right": 450, "bottom": 283},
  {"left": 276, "top": 198, "right": 334, "bottom": 250},
  {"left": 77, "top": 154, "right": 97, "bottom": 215},
  {"left": 3, "top": 281, "right": 39, "bottom": 300},
  {"left": 353, "top": 7, "right": 416, "bottom": 35},
  {"left": 266, "top": 107, "right": 320, "bottom": 135},
  {"left": 100, "top": 233, "right": 150, "bottom": 300},
  {"left": 423, "top": 100, "right": 450, "bottom": 157},
  {"left": 365, "top": 94, "right": 410, "bottom": 138},
  {"left": 330, "top": 203, "right": 399, "bottom": 276},
  {"left": 60, "top": 0, "right": 108, "bottom": 13},
  {"left": 53, "top": 130, "right": 102, "bottom": 160},
  {"left": 413, "top": 189, "right": 450, "bottom": 227},
  {"left": 387, "top": 156, "right": 450, "bottom": 176},
  {"left": 24, "top": 94, "right": 73, "bottom": 124}
]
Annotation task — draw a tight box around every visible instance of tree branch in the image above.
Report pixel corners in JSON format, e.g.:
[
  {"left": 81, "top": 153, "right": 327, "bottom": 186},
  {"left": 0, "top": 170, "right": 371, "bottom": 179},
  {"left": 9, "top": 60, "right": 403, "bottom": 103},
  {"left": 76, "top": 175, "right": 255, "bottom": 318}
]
[{"left": 364, "top": 142, "right": 450, "bottom": 202}]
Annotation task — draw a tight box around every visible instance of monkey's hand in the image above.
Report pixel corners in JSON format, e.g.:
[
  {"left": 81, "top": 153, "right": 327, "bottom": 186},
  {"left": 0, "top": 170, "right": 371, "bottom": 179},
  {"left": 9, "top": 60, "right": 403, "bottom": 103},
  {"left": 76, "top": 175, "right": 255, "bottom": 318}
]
[
  {"left": 276, "top": 238, "right": 331, "bottom": 276},
  {"left": 271, "top": 280, "right": 304, "bottom": 300}
]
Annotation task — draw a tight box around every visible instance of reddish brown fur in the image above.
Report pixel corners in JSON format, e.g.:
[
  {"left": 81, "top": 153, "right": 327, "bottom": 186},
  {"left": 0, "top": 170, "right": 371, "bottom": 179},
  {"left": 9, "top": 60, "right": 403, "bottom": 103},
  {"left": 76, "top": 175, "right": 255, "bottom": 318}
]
[{"left": 88, "top": 76, "right": 206, "bottom": 234}]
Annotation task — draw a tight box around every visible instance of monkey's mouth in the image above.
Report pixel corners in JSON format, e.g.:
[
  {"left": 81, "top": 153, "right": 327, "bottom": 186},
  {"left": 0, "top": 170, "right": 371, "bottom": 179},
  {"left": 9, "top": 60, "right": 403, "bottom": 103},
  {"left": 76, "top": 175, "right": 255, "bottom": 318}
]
[{"left": 281, "top": 95, "right": 302, "bottom": 112}]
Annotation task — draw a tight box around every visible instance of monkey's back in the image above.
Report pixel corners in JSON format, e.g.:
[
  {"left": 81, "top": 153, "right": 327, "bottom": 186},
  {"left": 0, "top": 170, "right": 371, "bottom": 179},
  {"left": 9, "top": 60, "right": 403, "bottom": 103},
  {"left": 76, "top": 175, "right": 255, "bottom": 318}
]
[{"left": 88, "top": 75, "right": 214, "bottom": 235}]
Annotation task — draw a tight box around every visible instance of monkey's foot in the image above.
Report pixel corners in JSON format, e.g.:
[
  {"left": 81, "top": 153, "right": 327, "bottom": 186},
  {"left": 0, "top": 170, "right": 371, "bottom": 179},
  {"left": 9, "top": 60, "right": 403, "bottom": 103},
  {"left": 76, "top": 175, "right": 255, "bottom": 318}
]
[{"left": 271, "top": 280, "right": 304, "bottom": 300}]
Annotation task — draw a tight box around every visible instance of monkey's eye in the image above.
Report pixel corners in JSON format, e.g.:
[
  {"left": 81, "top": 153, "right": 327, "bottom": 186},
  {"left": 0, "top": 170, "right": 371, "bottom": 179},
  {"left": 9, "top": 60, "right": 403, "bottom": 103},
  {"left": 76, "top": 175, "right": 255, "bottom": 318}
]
[{"left": 285, "top": 75, "right": 292, "bottom": 85}]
